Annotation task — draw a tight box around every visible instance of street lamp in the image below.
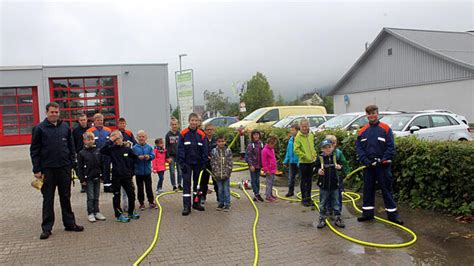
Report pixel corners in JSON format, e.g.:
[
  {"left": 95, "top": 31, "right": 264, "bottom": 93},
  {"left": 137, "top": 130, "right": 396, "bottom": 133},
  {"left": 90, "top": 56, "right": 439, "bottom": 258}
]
[{"left": 178, "top": 54, "right": 187, "bottom": 73}]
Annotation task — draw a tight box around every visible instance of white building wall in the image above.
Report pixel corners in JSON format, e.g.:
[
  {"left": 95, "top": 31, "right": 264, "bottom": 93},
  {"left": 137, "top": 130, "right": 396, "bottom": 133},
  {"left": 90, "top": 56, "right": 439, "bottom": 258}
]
[{"left": 334, "top": 79, "right": 474, "bottom": 122}]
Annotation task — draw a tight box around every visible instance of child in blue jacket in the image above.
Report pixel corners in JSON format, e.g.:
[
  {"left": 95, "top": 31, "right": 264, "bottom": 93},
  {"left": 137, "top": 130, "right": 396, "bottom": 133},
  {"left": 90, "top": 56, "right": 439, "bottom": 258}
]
[
  {"left": 133, "top": 130, "right": 156, "bottom": 210},
  {"left": 283, "top": 124, "right": 299, "bottom": 197}
]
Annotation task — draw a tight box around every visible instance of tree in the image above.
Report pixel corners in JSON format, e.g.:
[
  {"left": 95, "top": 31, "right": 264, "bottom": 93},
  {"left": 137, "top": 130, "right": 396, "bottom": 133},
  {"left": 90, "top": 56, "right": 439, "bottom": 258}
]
[
  {"left": 172, "top": 106, "right": 180, "bottom": 120},
  {"left": 322, "top": 96, "right": 334, "bottom": 113},
  {"left": 222, "top": 102, "right": 240, "bottom": 117},
  {"left": 274, "top": 94, "right": 285, "bottom": 106},
  {"left": 203, "top": 89, "right": 229, "bottom": 117},
  {"left": 241, "top": 72, "right": 274, "bottom": 114}
]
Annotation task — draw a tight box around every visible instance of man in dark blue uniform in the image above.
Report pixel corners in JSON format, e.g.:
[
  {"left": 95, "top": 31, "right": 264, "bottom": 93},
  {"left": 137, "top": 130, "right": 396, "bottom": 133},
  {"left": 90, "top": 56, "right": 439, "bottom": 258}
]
[
  {"left": 30, "top": 102, "right": 84, "bottom": 240},
  {"left": 356, "top": 105, "right": 403, "bottom": 225},
  {"left": 177, "top": 113, "right": 208, "bottom": 216}
]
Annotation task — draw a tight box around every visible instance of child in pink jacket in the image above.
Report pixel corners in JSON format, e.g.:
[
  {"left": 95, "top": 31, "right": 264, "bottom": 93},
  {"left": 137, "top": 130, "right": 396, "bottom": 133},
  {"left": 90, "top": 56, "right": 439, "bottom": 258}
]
[
  {"left": 152, "top": 138, "right": 167, "bottom": 194},
  {"left": 262, "top": 135, "right": 278, "bottom": 202}
]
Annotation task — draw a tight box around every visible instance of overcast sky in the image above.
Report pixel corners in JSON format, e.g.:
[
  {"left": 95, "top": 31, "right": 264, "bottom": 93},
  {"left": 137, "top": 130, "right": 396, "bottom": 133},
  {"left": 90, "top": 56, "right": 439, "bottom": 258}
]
[{"left": 1, "top": 0, "right": 472, "bottom": 106}]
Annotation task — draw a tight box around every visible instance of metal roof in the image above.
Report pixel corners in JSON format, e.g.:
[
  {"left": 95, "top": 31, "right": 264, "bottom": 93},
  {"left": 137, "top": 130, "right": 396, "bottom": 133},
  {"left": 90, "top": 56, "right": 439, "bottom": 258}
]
[
  {"left": 0, "top": 63, "right": 168, "bottom": 71},
  {"left": 330, "top": 28, "right": 474, "bottom": 95}
]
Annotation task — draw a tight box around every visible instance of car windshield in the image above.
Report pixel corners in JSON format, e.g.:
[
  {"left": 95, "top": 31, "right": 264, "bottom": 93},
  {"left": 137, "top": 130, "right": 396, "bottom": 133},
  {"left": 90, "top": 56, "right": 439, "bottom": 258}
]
[
  {"left": 320, "top": 114, "right": 359, "bottom": 128},
  {"left": 272, "top": 117, "right": 293, "bottom": 128},
  {"left": 380, "top": 114, "right": 414, "bottom": 131},
  {"left": 203, "top": 118, "right": 214, "bottom": 124},
  {"left": 243, "top": 108, "right": 267, "bottom": 121}
]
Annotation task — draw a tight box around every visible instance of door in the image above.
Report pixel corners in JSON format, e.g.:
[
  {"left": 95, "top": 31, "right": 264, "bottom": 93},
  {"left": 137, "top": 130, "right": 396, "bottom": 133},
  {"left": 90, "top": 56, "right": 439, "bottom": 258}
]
[
  {"left": 408, "top": 115, "right": 435, "bottom": 140},
  {"left": 0, "top": 87, "right": 40, "bottom": 146}
]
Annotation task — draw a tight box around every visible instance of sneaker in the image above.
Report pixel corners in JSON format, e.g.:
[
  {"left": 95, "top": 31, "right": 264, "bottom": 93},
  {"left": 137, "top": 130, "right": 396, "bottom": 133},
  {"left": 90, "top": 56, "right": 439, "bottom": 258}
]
[
  {"left": 266, "top": 197, "right": 276, "bottom": 202},
  {"left": 182, "top": 207, "right": 191, "bottom": 216},
  {"left": 216, "top": 204, "right": 224, "bottom": 211},
  {"left": 285, "top": 192, "right": 294, "bottom": 197},
  {"left": 139, "top": 204, "right": 146, "bottom": 211},
  {"left": 129, "top": 212, "right": 140, "bottom": 220},
  {"left": 178, "top": 185, "right": 183, "bottom": 191},
  {"left": 223, "top": 206, "right": 230, "bottom": 212},
  {"left": 200, "top": 198, "right": 206, "bottom": 205},
  {"left": 40, "top": 231, "right": 51, "bottom": 240},
  {"left": 317, "top": 217, "right": 326, "bottom": 229},
  {"left": 156, "top": 189, "right": 163, "bottom": 195},
  {"left": 94, "top": 213, "right": 106, "bottom": 221},
  {"left": 357, "top": 215, "right": 375, "bottom": 222},
  {"left": 255, "top": 194, "right": 264, "bottom": 202},
  {"left": 64, "top": 224, "right": 84, "bottom": 232},
  {"left": 150, "top": 203, "right": 158, "bottom": 209},
  {"left": 104, "top": 186, "right": 113, "bottom": 193},
  {"left": 173, "top": 186, "right": 178, "bottom": 192},
  {"left": 253, "top": 197, "right": 257, "bottom": 201},
  {"left": 270, "top": 195, "right": 278, "bottom": 201},
  {"left": 335, "top": 216, "right": 345, "bottom": 228},
  {"left": 88, "top": 214, "right": 96, "bottom": 223},
  {"left": 116, "top": 214, "right": 130, "bottom": 223}
]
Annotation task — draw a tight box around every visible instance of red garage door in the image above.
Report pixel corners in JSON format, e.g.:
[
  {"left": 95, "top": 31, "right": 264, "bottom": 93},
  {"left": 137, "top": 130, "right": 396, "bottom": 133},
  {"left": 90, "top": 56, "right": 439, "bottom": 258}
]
[
  {"left": 49, "top": 76, "right": 119, "bottom": 129},
  {"left": 0, "top": 87, "right": 40, "bottom": 146}
]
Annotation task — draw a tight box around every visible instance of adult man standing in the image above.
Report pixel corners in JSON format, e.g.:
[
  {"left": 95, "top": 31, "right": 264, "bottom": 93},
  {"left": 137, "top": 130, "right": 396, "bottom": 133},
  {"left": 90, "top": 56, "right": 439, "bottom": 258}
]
[
  {"left": 30, "top": 102, "right": 84, "bottom": 240},
  {"left": 356, "top": 105, "right": 403, "bottom": 225},
  {"left": 72, "top": 113, "right": 90, "bottom": 193}
]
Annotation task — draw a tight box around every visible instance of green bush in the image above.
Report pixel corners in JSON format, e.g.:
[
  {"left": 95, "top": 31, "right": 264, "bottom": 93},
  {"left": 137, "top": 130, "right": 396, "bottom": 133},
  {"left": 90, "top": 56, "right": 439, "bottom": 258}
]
[{"left": 215, "top": 126, "right": 474, "bottom": 215}]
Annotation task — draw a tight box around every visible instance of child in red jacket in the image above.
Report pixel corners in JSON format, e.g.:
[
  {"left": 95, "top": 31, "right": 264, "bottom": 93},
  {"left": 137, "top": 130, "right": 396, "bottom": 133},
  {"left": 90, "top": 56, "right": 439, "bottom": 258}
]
[{"left": 152, "top": 138, "right": 167, "bottom": 194}]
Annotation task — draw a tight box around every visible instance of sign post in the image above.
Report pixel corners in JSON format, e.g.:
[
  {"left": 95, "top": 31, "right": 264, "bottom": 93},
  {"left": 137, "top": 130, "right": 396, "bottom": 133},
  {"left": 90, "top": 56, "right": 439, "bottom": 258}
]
[{"left": 176, "top": 69, "right": 194, "bottom": 130}]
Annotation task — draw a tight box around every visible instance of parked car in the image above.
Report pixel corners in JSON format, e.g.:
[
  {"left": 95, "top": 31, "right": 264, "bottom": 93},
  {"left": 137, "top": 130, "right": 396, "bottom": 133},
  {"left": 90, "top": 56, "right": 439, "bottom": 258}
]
[
  {"left": 421, "top": 109, "right": 468, "bottom": 125},
  {"left": 202, "top": 116, "right": 239, "bottom": 127},
  {"left": 314, "top": 111, "right": 400, "bottom": 132},
  {"left": 272, "top": 114, "right": 335, "bottom": 129},
  {"left": 229, "top": 105, "right": 327, "bottom": 130},
  {"left": 380, "top": 112, "right": 472, "bottom": 141}
]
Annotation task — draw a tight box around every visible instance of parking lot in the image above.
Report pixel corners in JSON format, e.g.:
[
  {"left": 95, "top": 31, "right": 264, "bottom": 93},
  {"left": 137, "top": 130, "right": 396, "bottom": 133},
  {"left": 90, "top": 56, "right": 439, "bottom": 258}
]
[{"left": 1, "top": 145, "right": 473, "bottom": 265}]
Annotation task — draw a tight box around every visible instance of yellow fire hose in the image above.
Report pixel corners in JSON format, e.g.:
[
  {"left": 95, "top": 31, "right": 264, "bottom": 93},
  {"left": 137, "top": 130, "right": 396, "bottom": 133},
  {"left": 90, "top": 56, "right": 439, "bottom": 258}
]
[
  {"left": 134, "top": 157, "right": 417, "bottom": 265},
  {"left": 272, "top": 165, "right": 417, "bottom": 248}
]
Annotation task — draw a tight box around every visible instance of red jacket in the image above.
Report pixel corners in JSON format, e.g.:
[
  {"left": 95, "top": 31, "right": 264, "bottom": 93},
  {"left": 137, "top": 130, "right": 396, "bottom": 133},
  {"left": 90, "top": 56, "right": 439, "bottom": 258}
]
[{"left": 152, "top": 147, "right": 167, "bottom": 173}]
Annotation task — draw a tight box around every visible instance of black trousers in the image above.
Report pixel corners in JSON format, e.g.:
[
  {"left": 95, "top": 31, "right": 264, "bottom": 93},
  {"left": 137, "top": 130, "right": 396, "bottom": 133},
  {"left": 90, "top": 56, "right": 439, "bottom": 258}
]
[
  {"left": 112, "top": 177, "right": 135, "bottom": 217},
  {"left": 199, "top": 164, "right": 219, "bottom": 200},
  {"left": 136, "top": 174, "right": 154, "bottom": 205},
  {"left": 41, "top": 167, "right": 76, "bottom": 232},
  {"left": 299, "top": 163, "right": 314, "bottom": 202},
  {"left": 182, "top": 164, "right": 200, "bottom": 208}
]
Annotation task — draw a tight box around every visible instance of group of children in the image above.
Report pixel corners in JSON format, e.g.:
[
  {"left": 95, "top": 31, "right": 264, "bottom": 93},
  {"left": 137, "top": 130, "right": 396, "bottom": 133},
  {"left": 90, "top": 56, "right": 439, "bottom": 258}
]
[
  {"left": 75, "top": 112, "right": 236, "bottom": 223},
  {"left": 247, "top": 119, "right": 348, "bottom": 229},
  {"left": 75, "top": 104, "right": 402, "bottom": 227}
]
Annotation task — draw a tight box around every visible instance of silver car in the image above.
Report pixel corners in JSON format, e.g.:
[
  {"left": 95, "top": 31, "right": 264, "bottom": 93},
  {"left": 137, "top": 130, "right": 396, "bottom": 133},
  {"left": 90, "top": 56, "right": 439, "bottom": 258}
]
[
  {"left": 380, "top": 112, "right": 472, "bottom": 141},
  {"left": 272, "top": 114, "right": 335, "bottom": 129}
]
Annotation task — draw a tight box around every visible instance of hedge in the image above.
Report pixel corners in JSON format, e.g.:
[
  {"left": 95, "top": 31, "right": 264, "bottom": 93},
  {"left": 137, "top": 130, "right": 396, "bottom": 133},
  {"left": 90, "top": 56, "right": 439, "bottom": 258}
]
[{"left": 216, "top": 127, "right": 474, "bottom": 215}]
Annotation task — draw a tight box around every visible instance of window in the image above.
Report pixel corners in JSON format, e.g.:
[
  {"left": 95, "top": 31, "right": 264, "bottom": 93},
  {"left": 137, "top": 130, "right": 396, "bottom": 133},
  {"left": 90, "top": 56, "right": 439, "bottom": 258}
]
[
  {"left": 409, "top": 115, "right": 431, "bottom": 130},
  {"left": 0, "top": 87, "right": 38, "bottom": 139},
  {"left": 446, "top": 116, "right": 459, "bottom": 125},
  {"left": 351, "top": 116, "right": 369, "bottom": 128},
  {"left": 308, "top": 116, "right": 326, "bottom": 127},
  {"left": 388, "top": 48, "right": 392, "bottom": 56},
  {"left": 49, "top": 76, "right": 119, "bottom": 129},
  {"left": 259, "top": 109, "right": 279, "bottom": 123},
  {"left": 431, "top": 115, "right": 451, "bottom": 127}
]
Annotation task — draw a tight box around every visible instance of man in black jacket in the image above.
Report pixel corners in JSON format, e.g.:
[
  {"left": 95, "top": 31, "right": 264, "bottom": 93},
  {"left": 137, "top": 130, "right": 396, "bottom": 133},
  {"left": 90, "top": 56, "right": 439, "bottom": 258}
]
[
  {"left": 30, "top": 102, "right": 84, "bottom": 240},
  {"left": 72, "top": 113, "right": 89, "bottom": 193}
]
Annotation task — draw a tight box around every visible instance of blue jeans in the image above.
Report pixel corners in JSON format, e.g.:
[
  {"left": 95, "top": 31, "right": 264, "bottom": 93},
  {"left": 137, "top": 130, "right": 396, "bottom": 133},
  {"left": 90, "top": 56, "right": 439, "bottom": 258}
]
[
  {"left": 319, "top": 189, "right": 341, "bottom": 218},
  {"left": 288, "top": 163, "right": 299, "bottom": 194},
  {"left": 249, "top": 168, "right": 261, "bottom": 196},
  {"left": 156, "top": 171, "right": 164, "bottom": 190},
  {"left": 217, "top": 179, "right": 231, "bottom": 206},
  {"left": 169, "top": 159, "right": 182, "bottom": 187},
  {"left": 86, "top": 180, "right": 100, "bottom": 214}
]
